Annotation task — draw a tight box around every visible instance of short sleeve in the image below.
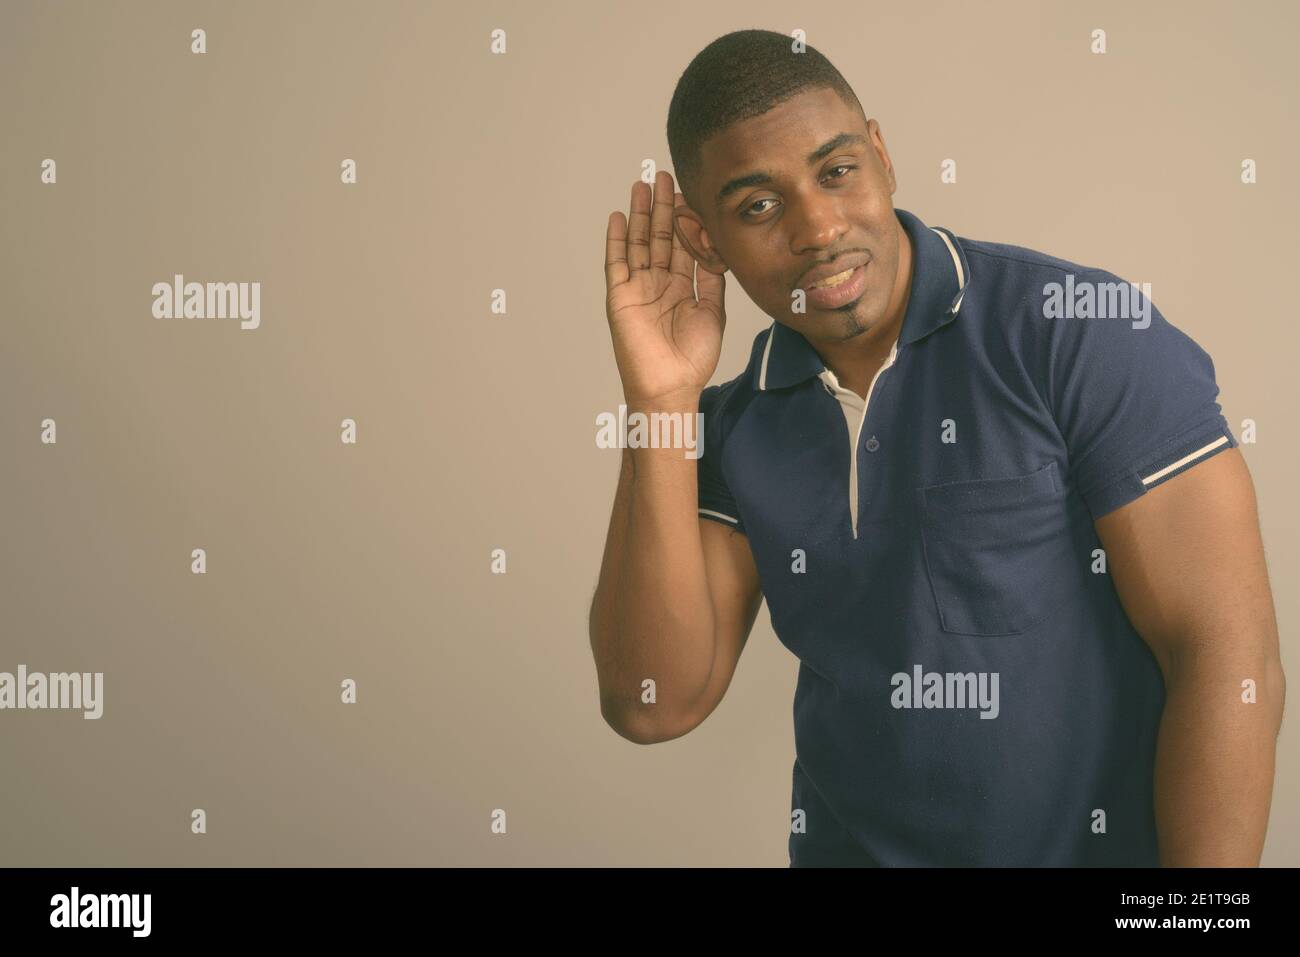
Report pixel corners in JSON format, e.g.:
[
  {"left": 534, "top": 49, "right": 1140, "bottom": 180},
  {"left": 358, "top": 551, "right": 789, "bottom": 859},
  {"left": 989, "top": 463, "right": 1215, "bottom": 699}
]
[
  {"left": 1045, "top": 275, "right": 1237, "bottom": 520},
  {"left": 696, "top": 384, "right": 746, "bottom": 534}
]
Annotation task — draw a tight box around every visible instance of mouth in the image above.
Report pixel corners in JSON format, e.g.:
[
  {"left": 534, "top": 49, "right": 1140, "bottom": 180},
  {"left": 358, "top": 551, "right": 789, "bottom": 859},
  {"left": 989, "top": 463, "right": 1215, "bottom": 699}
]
[{"left": 804, "top": 260, "right": 870, "bottom": 309}]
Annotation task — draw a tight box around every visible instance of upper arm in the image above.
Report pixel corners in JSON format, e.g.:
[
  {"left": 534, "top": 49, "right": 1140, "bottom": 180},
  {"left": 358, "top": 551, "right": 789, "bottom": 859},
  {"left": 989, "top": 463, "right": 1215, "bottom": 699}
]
[
  {"left": 1038, "top": 274, "right": 1278, "bottom": 673},
  {"left": 679, "top": 517, "right": 763, "bottom": 732},
  {"left": 1094, "top": 448, "right": 1280, "bottom": 678}
]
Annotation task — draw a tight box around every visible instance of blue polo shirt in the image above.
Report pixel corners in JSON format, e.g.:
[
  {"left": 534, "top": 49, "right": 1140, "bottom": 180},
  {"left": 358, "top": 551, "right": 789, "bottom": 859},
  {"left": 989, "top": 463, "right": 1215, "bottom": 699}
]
[{"left": 697, "top": 207, "right": 1237, "bottom": 866}]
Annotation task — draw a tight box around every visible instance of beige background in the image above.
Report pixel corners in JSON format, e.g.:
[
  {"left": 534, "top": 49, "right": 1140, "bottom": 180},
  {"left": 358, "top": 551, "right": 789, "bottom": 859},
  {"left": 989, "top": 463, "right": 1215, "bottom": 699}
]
[{"left": 0, "top": 0, "right": 1294, "bottom": 866}]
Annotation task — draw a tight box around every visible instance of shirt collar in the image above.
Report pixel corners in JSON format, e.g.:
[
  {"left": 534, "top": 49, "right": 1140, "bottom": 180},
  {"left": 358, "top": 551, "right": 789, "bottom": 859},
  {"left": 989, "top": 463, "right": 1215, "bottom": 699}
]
[
  {"left": 753, "top": 207, "right": 970, "bottom": 391},
  {"left": 896, "top": 207, "right": 969, "bottom": 347}
]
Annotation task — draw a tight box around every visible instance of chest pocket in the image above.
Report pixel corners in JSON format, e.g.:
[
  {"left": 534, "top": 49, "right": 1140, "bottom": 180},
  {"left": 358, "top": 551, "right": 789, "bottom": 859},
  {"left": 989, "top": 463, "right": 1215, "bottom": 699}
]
[{"left": 919, "top": 462, "right": 1075, "bottom": 636}]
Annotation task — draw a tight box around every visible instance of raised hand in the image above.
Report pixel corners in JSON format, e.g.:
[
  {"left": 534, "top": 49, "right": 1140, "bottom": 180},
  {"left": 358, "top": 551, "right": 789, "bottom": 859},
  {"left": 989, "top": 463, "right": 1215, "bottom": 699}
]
[{"left": 604, "top": 170, "right": 726, "bottom": 406}]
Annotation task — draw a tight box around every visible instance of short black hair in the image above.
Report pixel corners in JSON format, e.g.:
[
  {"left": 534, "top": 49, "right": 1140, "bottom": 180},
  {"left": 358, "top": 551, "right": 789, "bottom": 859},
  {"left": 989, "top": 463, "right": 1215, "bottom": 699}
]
[{"left": 667, "top": 29, "right": 866, "bottom": 212}]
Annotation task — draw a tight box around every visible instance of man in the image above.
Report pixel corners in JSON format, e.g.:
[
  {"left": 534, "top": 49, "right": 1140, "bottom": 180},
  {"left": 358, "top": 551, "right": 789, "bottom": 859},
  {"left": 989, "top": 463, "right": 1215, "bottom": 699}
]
[{"left": 589, "top": 29, "right": 1284, "bottom": 866}]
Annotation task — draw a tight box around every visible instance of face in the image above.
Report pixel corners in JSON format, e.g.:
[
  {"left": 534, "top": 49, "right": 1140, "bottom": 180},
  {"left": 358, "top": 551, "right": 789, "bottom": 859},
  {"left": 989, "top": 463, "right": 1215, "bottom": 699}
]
[{"left": 675, "top": 87, "right": 906, "bottom": 347}]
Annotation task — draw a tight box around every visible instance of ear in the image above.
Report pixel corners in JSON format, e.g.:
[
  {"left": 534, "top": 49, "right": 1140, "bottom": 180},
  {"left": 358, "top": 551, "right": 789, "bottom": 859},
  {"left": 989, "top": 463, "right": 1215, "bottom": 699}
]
[
  {"left": 673, "top": 199, "right": 728, "bottom": 275},
  {"left": 866, "top": 118, "right": 898, "bottom": 195}
]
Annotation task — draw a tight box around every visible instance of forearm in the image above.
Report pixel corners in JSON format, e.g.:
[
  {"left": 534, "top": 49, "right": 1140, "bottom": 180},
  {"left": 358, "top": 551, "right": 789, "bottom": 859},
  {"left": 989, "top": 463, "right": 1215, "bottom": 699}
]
[
  {"left": 1152, "top": 646, "right": 1286, "bottom": 866},
  {"left": 589, "top": 396, "right": 717, "bottom": 736}
]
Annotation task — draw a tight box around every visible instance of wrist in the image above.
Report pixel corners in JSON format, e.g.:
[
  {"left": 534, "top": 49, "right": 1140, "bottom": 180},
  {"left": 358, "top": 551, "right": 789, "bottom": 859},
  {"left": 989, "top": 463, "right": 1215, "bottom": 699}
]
[{"left": 622, "top": 386, "right": 702, "bottom": 413}]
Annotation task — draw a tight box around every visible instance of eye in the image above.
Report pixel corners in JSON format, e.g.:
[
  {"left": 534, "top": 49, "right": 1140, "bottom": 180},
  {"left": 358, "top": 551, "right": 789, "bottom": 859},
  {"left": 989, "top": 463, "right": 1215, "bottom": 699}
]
[{"left": 740, "top": 165, "right": 860, "bottom": 220}]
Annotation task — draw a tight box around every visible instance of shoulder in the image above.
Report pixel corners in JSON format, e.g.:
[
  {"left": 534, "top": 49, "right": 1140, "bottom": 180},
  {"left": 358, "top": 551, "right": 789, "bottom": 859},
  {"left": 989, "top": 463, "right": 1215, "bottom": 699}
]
[
  {"left": 954, "top": 232, "right": 1166, "bottom": 354},
  {"left": 961, "top": 234, "right": 1103, "bottom": 275},
  {"left": 958, "top": 234, "right": 1123, "bottom": 309}
]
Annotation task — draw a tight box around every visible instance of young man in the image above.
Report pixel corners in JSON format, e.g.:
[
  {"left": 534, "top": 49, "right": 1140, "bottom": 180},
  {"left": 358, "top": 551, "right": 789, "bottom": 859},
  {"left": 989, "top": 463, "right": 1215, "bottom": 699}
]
[{"left": 589, "top": 30, "right": 1284, "bottom": 866}]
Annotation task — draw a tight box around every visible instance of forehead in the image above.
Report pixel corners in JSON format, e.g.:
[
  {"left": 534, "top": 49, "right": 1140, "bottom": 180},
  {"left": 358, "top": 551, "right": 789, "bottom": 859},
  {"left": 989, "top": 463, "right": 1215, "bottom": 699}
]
[{"left": 697, "top": 87, "right": 865, "bottom": 187}]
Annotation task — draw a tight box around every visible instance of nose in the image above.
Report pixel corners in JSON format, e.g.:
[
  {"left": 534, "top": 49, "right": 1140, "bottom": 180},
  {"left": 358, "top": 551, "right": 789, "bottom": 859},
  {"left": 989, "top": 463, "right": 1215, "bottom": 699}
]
[{"left": 787, "top": 188, "right": 850, "bottom": 257}]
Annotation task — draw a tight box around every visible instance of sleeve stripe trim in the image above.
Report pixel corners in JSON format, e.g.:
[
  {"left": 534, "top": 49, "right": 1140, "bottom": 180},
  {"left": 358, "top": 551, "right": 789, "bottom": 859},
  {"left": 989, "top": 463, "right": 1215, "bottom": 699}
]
[
  {"left": 698, "top": 508, "right": 739, "bottom": 524},
  {"left": 1139, "top": 435, "right": 1229, "bottom": 486}
]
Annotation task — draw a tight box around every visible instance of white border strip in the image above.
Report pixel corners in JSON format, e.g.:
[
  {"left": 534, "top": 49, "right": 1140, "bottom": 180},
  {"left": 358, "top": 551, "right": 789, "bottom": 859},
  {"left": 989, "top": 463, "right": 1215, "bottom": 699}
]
[
  {"left": 1140, "top": 436, "right": 1229, "bottom": 485},
  {"left": 699, "top": 508, "right": 739, "bottom": 524}
]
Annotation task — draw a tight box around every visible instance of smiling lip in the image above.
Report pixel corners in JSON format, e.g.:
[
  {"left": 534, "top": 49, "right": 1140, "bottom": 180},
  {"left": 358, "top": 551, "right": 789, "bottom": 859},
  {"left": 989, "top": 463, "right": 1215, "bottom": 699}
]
[
  {"left": 800, "top": 253, "right": 870, "bottom": 288},
  {"left": 805, "top": 260, "right": 870, "bottom": 309}
]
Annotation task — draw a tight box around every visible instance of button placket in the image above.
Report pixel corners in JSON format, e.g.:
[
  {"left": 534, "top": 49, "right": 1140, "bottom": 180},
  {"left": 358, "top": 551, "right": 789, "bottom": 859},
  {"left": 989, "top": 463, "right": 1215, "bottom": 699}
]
[{"left": 817, "top": 341, "right": 899, "bottom": 539}]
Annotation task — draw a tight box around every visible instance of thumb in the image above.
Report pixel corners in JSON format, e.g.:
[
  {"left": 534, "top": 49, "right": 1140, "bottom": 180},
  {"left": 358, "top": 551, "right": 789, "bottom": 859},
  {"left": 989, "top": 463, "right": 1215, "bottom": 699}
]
[{"left": 695, "top": 264, "right": 725, "bottom": 316}]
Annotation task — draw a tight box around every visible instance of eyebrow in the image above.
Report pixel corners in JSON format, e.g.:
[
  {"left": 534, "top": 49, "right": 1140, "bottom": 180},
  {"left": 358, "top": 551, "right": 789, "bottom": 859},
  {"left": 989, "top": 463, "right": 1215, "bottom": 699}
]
[{"left": 713, "top": 132, "right": 869, "bottom": 209}]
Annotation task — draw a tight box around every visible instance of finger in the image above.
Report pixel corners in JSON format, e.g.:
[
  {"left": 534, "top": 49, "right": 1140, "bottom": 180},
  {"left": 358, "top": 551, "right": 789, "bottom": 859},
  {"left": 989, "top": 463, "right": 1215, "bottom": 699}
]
[
  {"left": 648, "top": 170, "right": 675, "bottom": 271},
  {"left": 626, "top": 179, "right": 651, "bottom": 272},
  {"left": 669, "top": 191, "right": 696, "bottom": 281},
  {"left": 605, "top": 210, "right": 629, "bottom": 289}
]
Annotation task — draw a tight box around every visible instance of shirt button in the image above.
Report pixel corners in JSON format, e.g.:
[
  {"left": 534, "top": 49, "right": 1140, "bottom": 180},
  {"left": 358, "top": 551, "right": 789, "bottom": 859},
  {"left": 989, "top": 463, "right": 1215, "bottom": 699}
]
[{"left": 865, "top": 436, "right": 880, "bottom": 452}]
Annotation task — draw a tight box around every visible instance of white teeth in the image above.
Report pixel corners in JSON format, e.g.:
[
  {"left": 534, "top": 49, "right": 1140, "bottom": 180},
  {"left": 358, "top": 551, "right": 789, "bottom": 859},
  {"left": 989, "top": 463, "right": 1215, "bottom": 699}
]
[{"left": 808, "top": 267, "right": 855, "bottom": 289}]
